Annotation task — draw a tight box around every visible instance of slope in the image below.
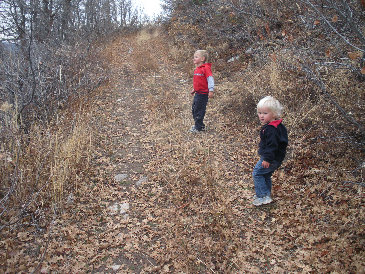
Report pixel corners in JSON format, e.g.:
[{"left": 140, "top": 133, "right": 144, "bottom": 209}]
[{"left": 2, "top": 27, "right": 363, "bottom": 273}]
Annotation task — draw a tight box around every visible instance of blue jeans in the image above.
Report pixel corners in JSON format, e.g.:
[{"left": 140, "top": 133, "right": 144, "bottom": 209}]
[
  {"left": 252, "top": 158, "right": 280, "bottom": 198},
  {"left": 192, "top": 93, "right": 208, "bottom": 131}
]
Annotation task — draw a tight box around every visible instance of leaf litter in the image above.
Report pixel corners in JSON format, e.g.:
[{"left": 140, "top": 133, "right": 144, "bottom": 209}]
[{"left": 0, "top": 28, "right": 364, "bottom": 273}]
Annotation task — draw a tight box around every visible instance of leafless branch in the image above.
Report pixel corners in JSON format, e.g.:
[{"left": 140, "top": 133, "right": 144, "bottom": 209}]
[
  {"left": 325, "top": 0, "right": 365, "bottom": 45},
  {"left": 341, "top": 181, "right": 365, "bottom": 187},
  {"left": 301, "top": 64, "right": 365, "bottom": 134},
  {"left": 219, "top": 0, "right": 260, "bottom": 17},
  {"left": 301, "top": 0, "right": 365, "bottom": 52},
  {"left": 19, "top": 21, "right": 37, "bottom": 115}
]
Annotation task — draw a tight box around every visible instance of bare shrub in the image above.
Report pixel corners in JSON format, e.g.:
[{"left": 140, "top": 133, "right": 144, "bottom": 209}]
[
  {"left": 0, "top": 99, "right": 93, "bottom": 230},
  {"left": 0, "top": 37, "right": 108, "bottom": 226}
]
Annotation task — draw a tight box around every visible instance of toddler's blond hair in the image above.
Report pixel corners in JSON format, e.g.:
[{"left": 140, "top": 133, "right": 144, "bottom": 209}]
[
  {"left": 195, "top": 50, "right": 209, "bottom": 63},
  {"left": 257, "top": 96, "right": 284, "bottom": 118}
]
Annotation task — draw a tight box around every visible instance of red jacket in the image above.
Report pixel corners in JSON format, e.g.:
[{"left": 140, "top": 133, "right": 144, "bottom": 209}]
[{"left": 193, "top": 63, "right": 213, "bottom": 94}]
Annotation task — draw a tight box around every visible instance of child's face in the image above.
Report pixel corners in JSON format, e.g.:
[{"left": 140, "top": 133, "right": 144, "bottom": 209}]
[
  {"left": 193, "top": 52, "right": 205, "bottom": 66},
  {"left": 257, "top": 107, "right": 276, "bottom": 125}
]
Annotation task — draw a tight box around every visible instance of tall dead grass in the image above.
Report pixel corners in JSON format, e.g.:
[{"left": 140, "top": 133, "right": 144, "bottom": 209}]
[
  {"left": 0, "top": 99, "right": 92, "bottom": 229},
  {"left": 50, "top": 117, "right": 92, "bottom": 205}
]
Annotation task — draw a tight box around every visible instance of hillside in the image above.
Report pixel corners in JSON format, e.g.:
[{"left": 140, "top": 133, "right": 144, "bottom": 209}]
[{"left": 0, "top": 26, "right": 363, "bottom": 272}]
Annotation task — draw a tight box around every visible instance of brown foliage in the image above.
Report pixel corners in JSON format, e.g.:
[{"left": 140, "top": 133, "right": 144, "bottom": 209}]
[{"left": 0, "top": 0, "right": 364, "bottom": 270}]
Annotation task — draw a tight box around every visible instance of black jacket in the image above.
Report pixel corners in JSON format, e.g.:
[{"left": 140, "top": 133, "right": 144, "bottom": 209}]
[{"left": 258, "top": 119, "right": 288, "bottom": 163}]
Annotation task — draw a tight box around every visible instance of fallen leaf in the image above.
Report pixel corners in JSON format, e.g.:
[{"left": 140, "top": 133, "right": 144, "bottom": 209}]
[
  {"left": 361, "top": 66, "right": 365, "bottom": 75},
  {"left": 348, "top": 52, "right": 360, "bottom": 60},
  {"left": 270, "top": 53, "right": 277, "bottom": 62}
]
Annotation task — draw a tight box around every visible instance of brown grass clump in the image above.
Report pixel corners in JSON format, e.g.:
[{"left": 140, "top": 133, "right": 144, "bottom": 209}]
[
  {"left": 0, "top": 97, "right": 93, "bottom": 229},
  {"left": 50, "top": 118, "right": 92, "bottom": 204}
]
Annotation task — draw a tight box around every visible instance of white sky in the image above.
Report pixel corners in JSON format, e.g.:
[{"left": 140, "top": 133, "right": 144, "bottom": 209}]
[{"left": 134, "top": 0, "right": 163, "bottom": 18}]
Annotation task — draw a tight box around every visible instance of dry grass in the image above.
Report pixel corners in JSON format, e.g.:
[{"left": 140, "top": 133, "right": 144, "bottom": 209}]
[
  {"left": 0, "top": 97, "right": 93, "bottom": 229},
  {"left": 50, "top": 117, "right": 92, "bottom": 204}
]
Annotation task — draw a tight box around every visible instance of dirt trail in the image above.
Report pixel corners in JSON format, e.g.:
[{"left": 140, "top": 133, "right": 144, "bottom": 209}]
[
  {"left": 32, "top": 34, "right": 163, "bottom": 272},
  {"left": 47, "top": 30, "right": 251, "bottom": 272}
]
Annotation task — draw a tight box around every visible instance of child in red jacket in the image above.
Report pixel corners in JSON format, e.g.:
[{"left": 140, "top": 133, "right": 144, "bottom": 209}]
[{"left": 189, "top": 50, "right": 214, "bottom": 133}]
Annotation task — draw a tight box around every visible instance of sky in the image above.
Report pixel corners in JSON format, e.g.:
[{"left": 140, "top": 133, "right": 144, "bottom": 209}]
[{"left": 134, "top": 0, "right": 164, "bottom": 19}]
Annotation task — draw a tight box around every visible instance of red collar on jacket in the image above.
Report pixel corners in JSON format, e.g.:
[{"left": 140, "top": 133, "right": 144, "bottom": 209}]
[
  {"left": 268, "top": 119, "right": 283, "bottom": 128},
  {"left": 196, "top": 63, "right": 212, "bottom": 69}
]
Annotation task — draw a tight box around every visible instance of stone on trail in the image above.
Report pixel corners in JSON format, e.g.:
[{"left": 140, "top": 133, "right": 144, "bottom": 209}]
[
  {"left": 109, "top": 202, "right": 129, "bottom": 215},
  {"left": 114, "top": 173, "right": 128, "bottom": 182},
  {"left": 111, "top": 265, "right": 121, "bottom": 271},
  {"left": 136, "top": 176, "right": 147, "bottom": 186}
]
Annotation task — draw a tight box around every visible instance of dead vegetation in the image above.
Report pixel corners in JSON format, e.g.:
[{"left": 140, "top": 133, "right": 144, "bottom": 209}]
[
  {"left": 0, "top": 0, "right": 364, "bottom": 272},
  {"left": 139, "top": 30, "right": 364, "bottom": 271}
]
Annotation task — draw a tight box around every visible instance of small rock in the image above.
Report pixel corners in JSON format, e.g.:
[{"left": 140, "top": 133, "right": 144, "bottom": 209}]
[
  {"left": 119, "top": 202, "right": 129, "bottom": 214},
  {"left": 40, "top": 267, "right": 49, "bottom": 274},
  {"left": 136, "top": 176, "right": 147, "bottom": 186},
  {"left": 227, "top": 55, "right": 240, "bottom": 63},
  {"left": 111, "top": 264, "right": 121, "bottom": 271},
  {"left": 109, "top": 202, "right": 129, "bottom": 215},
  {"left": 114, "top": 173, "right": 128, "bottom": 182},
  {"left": 67, "top": 193, "right": 74, "bottom": 204}
]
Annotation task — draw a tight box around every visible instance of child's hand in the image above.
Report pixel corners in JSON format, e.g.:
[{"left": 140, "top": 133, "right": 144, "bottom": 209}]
[
  {"left": 208, "top": 91, "right": 214, "bottom": 98},
  {"left": 262, "top": 160, "right": 270, "bottom": 168},
  {"left": 190, "top": 90, "right": 195, "bottom": 96}
]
